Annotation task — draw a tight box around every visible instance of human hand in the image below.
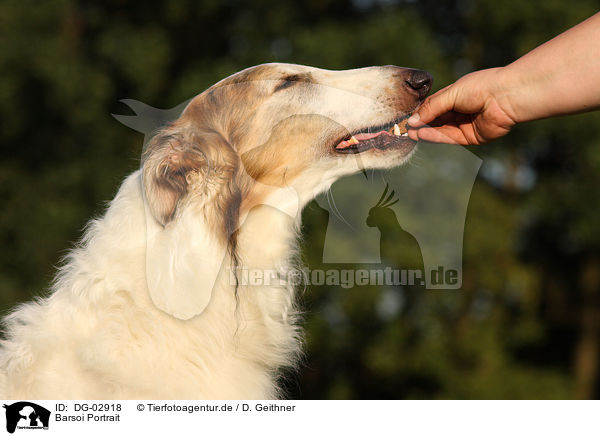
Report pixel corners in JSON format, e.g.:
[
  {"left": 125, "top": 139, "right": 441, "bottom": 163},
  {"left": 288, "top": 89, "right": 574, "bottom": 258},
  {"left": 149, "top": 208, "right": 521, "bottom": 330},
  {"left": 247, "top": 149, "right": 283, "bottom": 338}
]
[{"left": 407, "top": 68, "right": 518, "bottom": 145}]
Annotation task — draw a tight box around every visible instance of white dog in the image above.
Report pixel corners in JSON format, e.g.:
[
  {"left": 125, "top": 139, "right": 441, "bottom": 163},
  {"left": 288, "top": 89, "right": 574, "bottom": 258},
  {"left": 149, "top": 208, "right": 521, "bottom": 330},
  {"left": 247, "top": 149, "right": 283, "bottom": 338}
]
[{"left": 0, "top": 63, "right": 431, "bottom": 399}]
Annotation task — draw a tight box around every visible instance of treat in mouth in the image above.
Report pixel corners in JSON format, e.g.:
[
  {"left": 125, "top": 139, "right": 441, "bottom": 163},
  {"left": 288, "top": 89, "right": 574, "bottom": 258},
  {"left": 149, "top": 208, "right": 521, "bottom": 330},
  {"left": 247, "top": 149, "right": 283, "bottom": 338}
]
[{"left": 334, "top": 116, "right": 412, "bottom": 154}]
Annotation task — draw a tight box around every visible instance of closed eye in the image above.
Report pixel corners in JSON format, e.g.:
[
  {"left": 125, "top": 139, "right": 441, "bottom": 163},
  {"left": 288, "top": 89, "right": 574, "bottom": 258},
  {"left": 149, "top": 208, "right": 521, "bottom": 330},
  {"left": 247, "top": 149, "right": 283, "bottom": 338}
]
[
  {"left": 273, "top": 73, "right": 312, "bottom": 93},
  {"left": 273, "top": 79, "right": 296, "bottom": 93}
]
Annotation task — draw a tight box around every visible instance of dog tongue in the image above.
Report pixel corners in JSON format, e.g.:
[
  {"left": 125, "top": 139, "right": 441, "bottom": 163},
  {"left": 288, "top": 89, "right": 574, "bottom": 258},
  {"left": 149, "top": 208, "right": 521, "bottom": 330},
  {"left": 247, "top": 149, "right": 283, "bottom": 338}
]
[
  {"left": 354, "top": 131, "right": 388, "bottom": 141},
  {"left": 336, "top": 130, "right": 389, "bottom": 149}
]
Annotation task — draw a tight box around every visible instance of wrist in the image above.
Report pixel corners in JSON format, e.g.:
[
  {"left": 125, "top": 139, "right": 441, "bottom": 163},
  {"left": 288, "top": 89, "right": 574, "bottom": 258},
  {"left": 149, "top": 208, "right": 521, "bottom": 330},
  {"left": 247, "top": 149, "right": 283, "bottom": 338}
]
[{"left": 491, "top": 65, "right": 524, "bottom": 124}]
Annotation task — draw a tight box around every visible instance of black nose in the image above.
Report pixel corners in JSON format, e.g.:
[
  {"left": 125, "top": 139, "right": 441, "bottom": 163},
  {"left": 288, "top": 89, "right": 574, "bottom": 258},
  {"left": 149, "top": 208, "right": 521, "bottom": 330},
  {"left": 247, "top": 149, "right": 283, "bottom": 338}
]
[{"left": 405, "top": 70, "right": 433, "bottom": 99}]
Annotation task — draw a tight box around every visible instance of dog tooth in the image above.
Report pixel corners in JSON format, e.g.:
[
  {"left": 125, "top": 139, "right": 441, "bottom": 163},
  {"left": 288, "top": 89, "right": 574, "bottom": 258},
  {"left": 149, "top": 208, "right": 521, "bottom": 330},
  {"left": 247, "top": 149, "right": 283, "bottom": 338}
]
[
  {"left": 393, "top": 124, "right": 401, "bottom": 136},
  {"left": 348, "top": 136, "right": 359, "bottom": 145}
]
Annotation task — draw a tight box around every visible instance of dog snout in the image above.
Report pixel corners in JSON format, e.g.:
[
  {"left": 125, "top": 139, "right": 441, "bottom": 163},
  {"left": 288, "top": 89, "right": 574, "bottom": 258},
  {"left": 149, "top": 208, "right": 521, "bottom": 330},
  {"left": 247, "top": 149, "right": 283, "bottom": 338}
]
[{"left": 405, "top": 70, "right": 433, "bottom": 100}]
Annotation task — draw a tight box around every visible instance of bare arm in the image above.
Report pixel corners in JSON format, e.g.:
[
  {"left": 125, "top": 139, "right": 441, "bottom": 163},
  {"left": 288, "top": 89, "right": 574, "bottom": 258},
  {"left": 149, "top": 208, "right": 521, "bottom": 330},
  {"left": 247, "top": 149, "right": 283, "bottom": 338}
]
[{"left": 408, "top": 13, "right": 600, "bottom": 145}]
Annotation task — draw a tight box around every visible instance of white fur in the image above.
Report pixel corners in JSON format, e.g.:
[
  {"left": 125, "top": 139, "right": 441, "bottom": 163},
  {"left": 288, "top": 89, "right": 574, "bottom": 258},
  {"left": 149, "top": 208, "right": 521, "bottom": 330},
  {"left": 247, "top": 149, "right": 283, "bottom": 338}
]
[
  {"left": 0, "top": 63, "right": 422, "bottom": 399},
  {"left": 0, "top": 172, "right": 303, "bottom": 399}
]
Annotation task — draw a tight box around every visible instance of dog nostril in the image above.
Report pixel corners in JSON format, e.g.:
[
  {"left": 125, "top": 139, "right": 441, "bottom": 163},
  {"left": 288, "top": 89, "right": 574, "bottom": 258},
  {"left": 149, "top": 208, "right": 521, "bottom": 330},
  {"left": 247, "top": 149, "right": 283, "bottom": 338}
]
[{"left": 405, "top": 70, "right": 433, "bottom": 99}]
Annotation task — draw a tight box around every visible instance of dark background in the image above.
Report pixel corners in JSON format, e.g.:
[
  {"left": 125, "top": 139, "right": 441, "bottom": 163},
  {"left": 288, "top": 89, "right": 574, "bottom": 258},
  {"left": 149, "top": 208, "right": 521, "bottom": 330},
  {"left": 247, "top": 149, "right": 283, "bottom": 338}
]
[{"left": 1, "top": 0, "right": 600, "bottom": 399}]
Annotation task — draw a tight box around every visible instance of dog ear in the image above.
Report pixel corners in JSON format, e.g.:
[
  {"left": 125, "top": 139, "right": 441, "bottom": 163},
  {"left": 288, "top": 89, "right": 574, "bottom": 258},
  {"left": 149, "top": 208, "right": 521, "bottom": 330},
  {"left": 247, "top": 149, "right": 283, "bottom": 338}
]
[{"left": 141, "top": 126, "right": 240, "bottom": 320}]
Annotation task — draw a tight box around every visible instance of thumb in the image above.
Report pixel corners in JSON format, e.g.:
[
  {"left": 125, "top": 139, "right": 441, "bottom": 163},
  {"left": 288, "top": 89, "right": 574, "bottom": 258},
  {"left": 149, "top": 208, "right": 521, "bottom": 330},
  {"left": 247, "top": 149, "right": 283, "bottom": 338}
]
[{"left": 408, "top": 85, "right": 455, "bottom": 128}]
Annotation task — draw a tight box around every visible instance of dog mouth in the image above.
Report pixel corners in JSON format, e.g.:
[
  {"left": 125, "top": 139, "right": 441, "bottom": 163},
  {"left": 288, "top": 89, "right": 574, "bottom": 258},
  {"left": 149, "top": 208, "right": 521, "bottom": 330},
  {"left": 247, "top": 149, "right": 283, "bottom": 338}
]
[{"left": 334, "top": 115, "right": 413, "bottom": 154}]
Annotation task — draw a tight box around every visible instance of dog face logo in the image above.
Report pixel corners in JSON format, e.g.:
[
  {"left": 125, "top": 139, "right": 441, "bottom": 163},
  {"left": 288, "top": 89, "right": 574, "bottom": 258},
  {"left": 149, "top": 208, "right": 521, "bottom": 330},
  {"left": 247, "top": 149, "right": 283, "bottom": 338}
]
[{"left": 3, "top": 402, "right": 50, "bottom": 434}]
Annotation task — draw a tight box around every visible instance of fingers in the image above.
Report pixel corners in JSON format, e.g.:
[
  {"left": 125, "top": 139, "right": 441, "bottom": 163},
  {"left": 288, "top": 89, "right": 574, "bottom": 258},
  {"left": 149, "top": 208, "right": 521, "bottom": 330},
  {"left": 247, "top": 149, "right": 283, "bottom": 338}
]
[
  {"left": 408, "top": 85, "right": 455, "bottom": 128},
  {"left": 407, "top": 110, "right": 472, "bottom": 144},
  {"left": 407, "top": 128, "right": 419, "bottom": 141},
  {"left": 405, "top": 79, "right": 484, "bottom": 145},
  {"left": 412, "top": 126, "right": 468, "bottom": 145},
  {"left": 407, "top": 111, "right": 481, "bottom": 145}
]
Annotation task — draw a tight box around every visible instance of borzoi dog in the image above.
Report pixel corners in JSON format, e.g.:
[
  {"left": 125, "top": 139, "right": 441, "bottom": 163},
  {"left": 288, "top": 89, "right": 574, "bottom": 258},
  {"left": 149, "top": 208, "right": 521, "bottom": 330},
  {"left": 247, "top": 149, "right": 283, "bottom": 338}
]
[{"left": 0, "top": 63, "right": 431, "bottom": 399}]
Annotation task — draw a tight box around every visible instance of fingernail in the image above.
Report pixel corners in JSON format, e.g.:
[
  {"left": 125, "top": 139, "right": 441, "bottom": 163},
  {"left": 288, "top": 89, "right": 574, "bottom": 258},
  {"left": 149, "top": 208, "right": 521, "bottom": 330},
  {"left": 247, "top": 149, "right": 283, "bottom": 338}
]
[{"left": 407, "top": 113, "right": 420, "bottom": 126}]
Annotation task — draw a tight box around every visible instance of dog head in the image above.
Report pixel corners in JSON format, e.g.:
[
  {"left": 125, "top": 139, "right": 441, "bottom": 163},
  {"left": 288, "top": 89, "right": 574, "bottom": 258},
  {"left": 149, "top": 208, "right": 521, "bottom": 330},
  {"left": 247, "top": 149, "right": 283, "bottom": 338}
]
[{"left": 140, "top": 63, "right": 432, "bottom": 319}]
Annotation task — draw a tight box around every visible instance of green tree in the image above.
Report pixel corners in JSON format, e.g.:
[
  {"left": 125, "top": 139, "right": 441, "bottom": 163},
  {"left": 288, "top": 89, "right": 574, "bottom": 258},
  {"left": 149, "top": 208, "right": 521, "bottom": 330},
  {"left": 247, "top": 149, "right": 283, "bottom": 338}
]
[{"left": 1, "top": 0, "right": 599, "bottom": 399}]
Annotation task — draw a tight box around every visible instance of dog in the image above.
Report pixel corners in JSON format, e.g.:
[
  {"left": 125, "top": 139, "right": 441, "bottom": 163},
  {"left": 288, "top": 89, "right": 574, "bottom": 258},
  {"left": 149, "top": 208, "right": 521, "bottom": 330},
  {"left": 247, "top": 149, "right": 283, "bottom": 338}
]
[{"left": 0, "top": 63, "right": 431, "bottom": 399}]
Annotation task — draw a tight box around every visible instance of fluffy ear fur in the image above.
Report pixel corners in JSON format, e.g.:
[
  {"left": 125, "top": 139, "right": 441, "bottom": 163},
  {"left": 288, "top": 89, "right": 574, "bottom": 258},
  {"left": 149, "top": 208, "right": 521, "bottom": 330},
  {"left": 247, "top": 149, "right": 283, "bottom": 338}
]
[{"left": 141, "top": 125, "right": 240, "bottom": 320}]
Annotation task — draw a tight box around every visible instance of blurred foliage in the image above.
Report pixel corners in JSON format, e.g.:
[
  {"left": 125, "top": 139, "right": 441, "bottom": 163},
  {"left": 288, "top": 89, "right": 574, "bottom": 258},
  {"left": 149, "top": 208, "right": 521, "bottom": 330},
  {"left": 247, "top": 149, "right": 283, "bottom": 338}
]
[{"left": 1, "top": 0, "right": 600, "bottom": 399}]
